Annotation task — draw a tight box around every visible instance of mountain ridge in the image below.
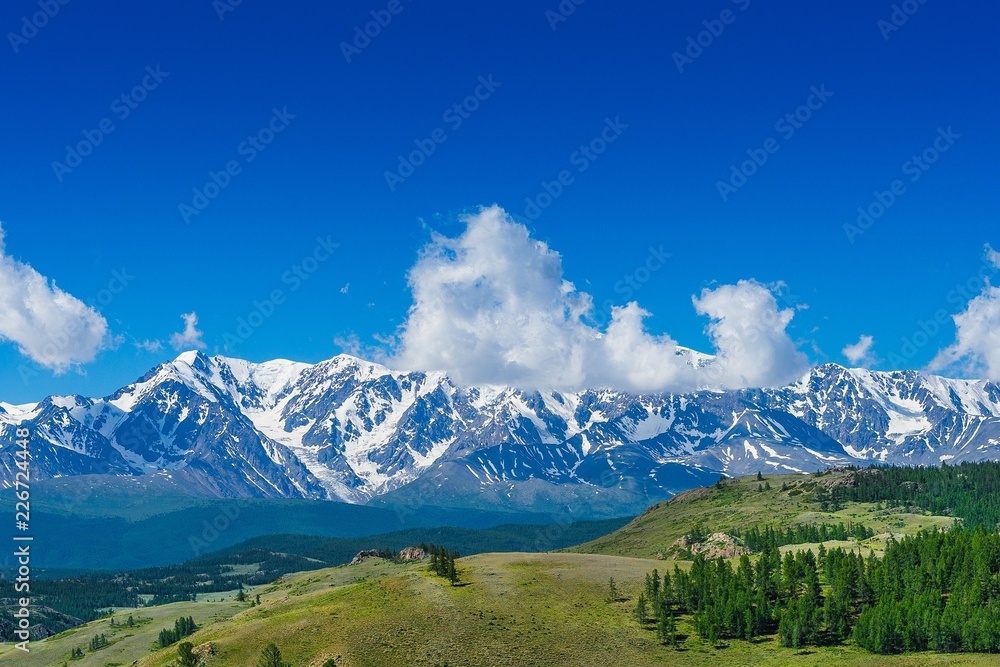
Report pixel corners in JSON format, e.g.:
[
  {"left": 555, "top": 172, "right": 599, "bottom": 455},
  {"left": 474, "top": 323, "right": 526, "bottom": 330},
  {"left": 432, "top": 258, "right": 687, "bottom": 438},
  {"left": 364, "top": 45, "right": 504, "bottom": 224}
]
[{"left": 3, "top": 351, "right": 1000, "bottom": 517}]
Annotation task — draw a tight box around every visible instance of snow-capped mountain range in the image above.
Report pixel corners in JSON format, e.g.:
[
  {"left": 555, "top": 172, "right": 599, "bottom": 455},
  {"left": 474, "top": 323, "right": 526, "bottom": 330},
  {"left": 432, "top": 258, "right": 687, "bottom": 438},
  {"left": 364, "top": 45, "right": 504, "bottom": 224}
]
[{"left": 3, "top": 351, "right": 1000, "bottom": 516}]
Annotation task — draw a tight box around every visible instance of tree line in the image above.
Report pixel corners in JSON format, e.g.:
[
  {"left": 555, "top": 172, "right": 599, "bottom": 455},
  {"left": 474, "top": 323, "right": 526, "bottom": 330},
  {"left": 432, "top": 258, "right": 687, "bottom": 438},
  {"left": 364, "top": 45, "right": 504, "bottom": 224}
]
[
  {"left": 835, "top": 461, "right": 1000, "bottom": 530},
  {"left": 638, "top": 526, "right": 1000, "bottom": 654},
  {"left": 424, "top": 544, "right": 460, "bottom": 585},
  {"left": 730, "top": 522, "right": 875, "bottom": 551},
  {"left": 158, "top": 615, "right": 198, "bottom": 649}
]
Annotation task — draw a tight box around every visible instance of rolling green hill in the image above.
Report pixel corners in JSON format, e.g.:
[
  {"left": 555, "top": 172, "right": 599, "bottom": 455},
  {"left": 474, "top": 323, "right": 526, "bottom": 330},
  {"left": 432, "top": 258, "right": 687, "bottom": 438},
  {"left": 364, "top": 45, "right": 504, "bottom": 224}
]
[
  {"left": 3, "top": 467, "right": 993, "bottom": 666},
  {"left": 2, "top": 517, "right": 629, "bottom": 629},
  {"left": 6, "top": 553, "right": 993, "bottom": 667},
  {"left": 568, "top": 470, "right": 955, "bottom": 559}
]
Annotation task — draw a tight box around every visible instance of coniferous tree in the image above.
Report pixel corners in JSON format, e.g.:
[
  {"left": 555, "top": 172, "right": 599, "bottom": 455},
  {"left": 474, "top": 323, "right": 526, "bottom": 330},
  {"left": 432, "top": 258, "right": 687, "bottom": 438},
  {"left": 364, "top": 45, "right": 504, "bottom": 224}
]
[
  {"left": 175, "top": 642, "right": 202, "bottom": 667},
  {"left": 258, "top": 643, "right": 289, "bottom": 667},
  {"left": 635, "top": 593, "right": 648, "bottom": 623}
]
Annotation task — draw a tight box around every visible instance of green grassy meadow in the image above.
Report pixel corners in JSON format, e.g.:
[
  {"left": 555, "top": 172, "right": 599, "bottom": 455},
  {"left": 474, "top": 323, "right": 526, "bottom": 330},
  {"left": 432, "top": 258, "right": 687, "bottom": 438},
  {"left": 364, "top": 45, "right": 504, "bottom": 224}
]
[{"left": 1, "top": 471, "right": 983, "bottom": 667}]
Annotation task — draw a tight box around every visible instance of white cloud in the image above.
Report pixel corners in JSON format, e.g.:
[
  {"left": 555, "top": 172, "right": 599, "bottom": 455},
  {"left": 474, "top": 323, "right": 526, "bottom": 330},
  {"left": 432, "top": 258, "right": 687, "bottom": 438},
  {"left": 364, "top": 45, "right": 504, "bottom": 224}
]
[
  {"left": 170, "top": 312, "right": 206, "bottom": 351},
  {"left": 842, "top": 334, "right": 876, "bottom": 367},
  {"left": 929, "top": 247, "right": 1000, "bottom": 380},
  {"left": 0, "top": 223, "right": 109, "bottom": 372},
  {"left": 692, "top": 281, "right": 810, "bottom": 388},
  {"left": 929, "top": 288, "right": 1000, "bottom": 380},
  {"left": 987, "top": 243, "right": 1000, "bottom": 270},
  {"left": 334, "top": 332, "right": 387, "bottom": 364},
  {"left": 390, "top": 205, "right": 809, "bottom": 392},
  {"left": 135, "top": 339, "right": 164, "bottom": 353}
]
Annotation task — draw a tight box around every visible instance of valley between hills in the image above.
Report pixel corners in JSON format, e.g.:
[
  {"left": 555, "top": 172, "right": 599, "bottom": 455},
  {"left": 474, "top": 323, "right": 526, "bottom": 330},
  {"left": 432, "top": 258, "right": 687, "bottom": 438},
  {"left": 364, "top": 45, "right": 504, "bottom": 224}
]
[{"left": 5, "top": 465, "right": 1000, "bottom": 667}]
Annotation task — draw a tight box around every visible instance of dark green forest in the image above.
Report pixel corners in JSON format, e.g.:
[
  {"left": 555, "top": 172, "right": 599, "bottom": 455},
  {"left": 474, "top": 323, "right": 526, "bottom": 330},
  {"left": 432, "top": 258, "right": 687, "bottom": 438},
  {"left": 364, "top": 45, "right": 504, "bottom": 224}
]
[
  {"left": 730, "top": 521, "right": 875, "bottom": 551},
  {"left": 645, "top": 528, "right": 1000, "bottom": 654},
  {"left": 637, "top": 462, "right": 1000, "bottom": 655},
  {"left": 835, "top": 461, "right": 1000, "bottom": 529}
]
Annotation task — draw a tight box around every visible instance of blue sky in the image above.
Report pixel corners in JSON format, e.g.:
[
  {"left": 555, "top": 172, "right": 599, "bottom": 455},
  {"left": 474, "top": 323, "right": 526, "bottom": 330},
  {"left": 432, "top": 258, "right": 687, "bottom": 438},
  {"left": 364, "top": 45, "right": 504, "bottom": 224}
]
[{"left": 1, "top": 0, "right": 997, "bottom": 402}]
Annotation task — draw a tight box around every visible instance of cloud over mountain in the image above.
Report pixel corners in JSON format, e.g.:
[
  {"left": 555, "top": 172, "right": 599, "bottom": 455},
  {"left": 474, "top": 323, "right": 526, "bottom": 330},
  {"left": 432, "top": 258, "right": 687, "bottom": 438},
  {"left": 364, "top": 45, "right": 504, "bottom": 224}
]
[
  {"left": 391, "top": 205, "right": 808, "bottom": 391},
  {"left": 931, "top": 244, "right": 1000, "bottom": 380}
]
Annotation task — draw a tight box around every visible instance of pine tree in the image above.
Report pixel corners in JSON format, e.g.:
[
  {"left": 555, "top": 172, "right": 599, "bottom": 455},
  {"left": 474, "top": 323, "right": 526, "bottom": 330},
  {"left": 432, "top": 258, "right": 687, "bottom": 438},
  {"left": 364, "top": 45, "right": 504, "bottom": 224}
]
[
  {"left": 635, "top": 593, "right": 648, "bottom": 623},
  {"left": 608, "top": 577, "right": 619, "bottom": 603},
  {"left": 175, "top": 642, "right": 202, "bottom": 667},
  {"left": 658, "top": 607, "right": 678, "bottom": 647},
  {"left": 258, "top": 643, "right": 289, "bottom": 667}
]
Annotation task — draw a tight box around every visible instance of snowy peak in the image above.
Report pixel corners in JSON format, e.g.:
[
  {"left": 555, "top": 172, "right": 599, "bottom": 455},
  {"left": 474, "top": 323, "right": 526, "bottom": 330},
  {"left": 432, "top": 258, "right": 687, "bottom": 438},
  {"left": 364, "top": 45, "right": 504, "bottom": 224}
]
[{"left": 4, "top": 355, "right": 1000, "bottom": 515}]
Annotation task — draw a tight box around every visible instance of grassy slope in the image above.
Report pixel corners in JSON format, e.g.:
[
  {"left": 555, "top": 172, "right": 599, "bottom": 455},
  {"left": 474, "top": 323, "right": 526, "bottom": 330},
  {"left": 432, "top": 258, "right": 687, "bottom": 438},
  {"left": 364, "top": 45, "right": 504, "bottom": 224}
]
[
  {"left": 0, "top": 599, "right": 243, "bottom": 667},
  {"left": 569, "top": 471, "right": 955, "bottom": 558},
  {"left": 2, "top": 471, "right": 977, "bottom": 666},
  {"left": 9, "top": 553, "right": 986, "bottom": 667}
]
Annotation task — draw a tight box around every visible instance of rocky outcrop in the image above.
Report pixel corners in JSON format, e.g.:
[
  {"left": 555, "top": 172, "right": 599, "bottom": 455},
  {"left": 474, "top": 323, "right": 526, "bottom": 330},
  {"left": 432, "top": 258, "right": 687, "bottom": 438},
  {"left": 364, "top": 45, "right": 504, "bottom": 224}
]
[
  {"left": 667, "top": 532, "right": 750, "bottom": 560},
  {"left": 349, "top": 549, "right": 389, "bottom": 565},
  {"left": 399, "top": 547, "right": 426, "bottom": 561}
]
